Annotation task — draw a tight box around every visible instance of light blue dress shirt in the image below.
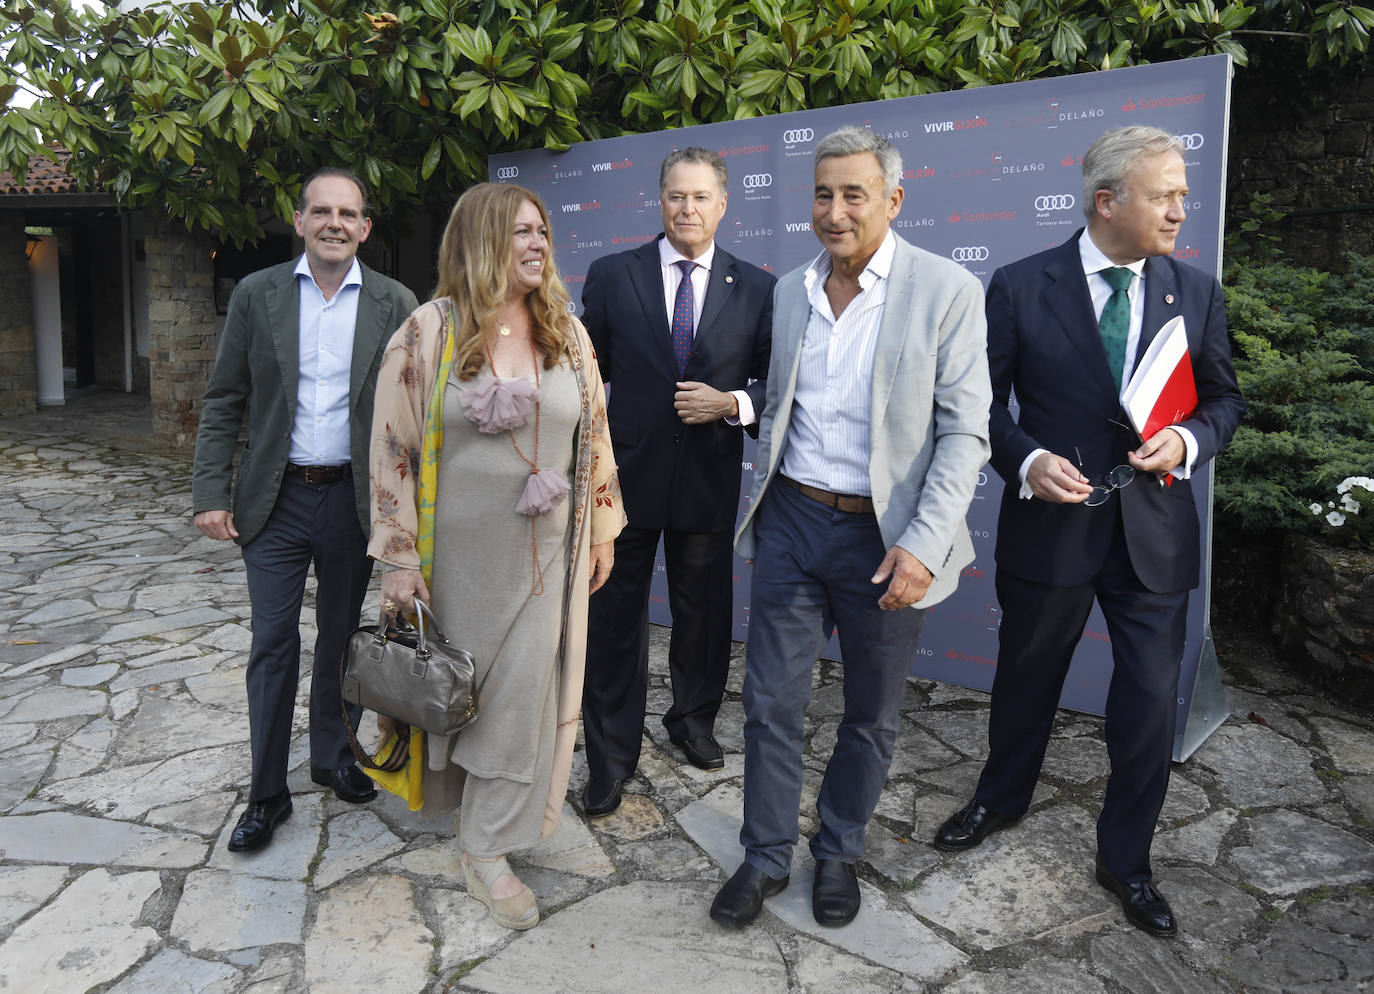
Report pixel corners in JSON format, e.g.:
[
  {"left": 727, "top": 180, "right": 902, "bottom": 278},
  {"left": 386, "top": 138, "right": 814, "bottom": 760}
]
[{"left": 288, "top": 255, "right": 362, "bottom": 466}]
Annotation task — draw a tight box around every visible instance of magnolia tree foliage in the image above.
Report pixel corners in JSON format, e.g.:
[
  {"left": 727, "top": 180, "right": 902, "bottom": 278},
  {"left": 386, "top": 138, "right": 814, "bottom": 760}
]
[{"left": 1, "top": 0, "right": 1370, "bottom": 243}]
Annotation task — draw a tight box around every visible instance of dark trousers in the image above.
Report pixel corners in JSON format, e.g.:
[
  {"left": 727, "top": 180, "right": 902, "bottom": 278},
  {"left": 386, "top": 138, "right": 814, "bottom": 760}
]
[
  {"left": 740, "top": 483, "right": 927, "bottom": 879},
  {"left": 240, "top": 474, "right": 372, "bottom": 802},
  {"left": 973, "top": 519, "right": 1187, "bottom": 883},
  {"left": 582, "top": 523, "right": 734, "bottom": 781}
]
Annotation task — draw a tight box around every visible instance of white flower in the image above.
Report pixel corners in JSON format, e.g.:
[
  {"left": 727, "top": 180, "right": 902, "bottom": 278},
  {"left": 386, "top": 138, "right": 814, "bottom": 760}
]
[
  {"left": 1342, "top": 494, "right": 1361, "bottom": 514},
  {"left": 1326, "top": 510, "right": 1346, "bottom": 527},
  {"left": 1339, "top": 476, "right": 1374, "bottom": 494},
  {"left": 1310, "top": 502, "right": 1324, "bottom": 515}
]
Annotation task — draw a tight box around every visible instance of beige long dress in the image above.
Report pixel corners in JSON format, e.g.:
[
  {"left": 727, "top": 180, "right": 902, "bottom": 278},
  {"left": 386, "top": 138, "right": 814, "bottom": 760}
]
[
  {"left": 368, "top": 299, "right": 625, "bottom": 853},
  {"left": 423, "top": 361, "right": 579, "bottom": 855}
]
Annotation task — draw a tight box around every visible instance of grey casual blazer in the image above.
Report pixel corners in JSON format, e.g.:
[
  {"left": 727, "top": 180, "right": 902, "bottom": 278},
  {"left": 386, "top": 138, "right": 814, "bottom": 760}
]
[
  {"left": 735, "top": 233, "right": 992, "bottom": 609},
  {"left": 192, "top": 259, "right": 419, "bottom": 545}
]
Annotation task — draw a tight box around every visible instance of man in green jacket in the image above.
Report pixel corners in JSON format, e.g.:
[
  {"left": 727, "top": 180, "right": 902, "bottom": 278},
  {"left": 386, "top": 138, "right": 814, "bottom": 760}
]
[{"left": 192, "top": 168, "right": 418, "bottom": 852}]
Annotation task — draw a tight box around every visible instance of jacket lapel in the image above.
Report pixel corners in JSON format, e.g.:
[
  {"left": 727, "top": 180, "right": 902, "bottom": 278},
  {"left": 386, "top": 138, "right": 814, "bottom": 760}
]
[
  {"left": 1041, "top": 233, "right": 1118, "bottom": 400},
  {"left": 267, "top": 266, "right": 300, "bottom": 407},
  {"left": 629, "top": 238, "right": 677, "bottom": 373},
  {"left": 350, "top": 264, "right": 391, "bottom": 413},
  {"left": 870, "top": 236, "right": 916, "bottom": 426},
  {"left": 692, "top": 247, "right": 736, "bottom": 364},
  {"left": 1134, "top": 254, "right": 1181, "bottom": 370}
]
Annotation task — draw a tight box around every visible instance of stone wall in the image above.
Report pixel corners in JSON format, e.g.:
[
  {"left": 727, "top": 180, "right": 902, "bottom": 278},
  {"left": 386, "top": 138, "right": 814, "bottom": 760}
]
[
  {"left": 1277, "top": 537, "right": 1374, "bottom": 711},
  {"left": 145, "top": 214, "right": 216, "bottom": 448},
  {"left": 0, "top": 216, "right": 36, "bottom": 415},
  {"left": 1228, "top": 62, "right": 1373, "bottom": 270}
]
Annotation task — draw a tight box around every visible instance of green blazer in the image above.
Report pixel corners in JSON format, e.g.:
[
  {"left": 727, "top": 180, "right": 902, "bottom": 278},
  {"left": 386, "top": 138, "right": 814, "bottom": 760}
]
[{"left": 192, "top": 258, "right": 419, "bottom": 545}]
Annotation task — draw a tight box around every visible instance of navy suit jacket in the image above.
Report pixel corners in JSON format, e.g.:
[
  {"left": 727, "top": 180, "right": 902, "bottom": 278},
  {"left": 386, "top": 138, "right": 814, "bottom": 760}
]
[
  {"left": 987, "top": 230, "right": 1244, "bottom": 593},
  {"left": 583, "top": 236, "right": 774, "bottom": 533}
]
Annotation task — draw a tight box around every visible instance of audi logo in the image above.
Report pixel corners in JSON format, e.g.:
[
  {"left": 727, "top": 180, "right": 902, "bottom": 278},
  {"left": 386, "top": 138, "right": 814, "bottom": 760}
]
[
  {"left": 741, "top": 173, "right": 773, "bottom": 190},
  {"left": 1034, "top": 194, "right": 1076, "bottom": 211},
  {"left": 952, "top": 246, "right": 990, "bottom": 262},
  {"left": 1173, "top": 133, "right": 1204, "bottom": 151},
  {"left": 782, "top": 128, "right": 815, "bottom": 144},
  {"left": 496, "top": 166, "right": 519, "bottom": 180}
]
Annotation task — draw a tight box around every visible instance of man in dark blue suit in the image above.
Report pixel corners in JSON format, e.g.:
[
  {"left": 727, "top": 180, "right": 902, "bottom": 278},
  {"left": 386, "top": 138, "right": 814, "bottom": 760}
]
[
  {"left": 934, "top": 126, "right": 1244, "bottom": 936},
  {"left": 580, "top": 147, "right": 774, "bottom": 816}
]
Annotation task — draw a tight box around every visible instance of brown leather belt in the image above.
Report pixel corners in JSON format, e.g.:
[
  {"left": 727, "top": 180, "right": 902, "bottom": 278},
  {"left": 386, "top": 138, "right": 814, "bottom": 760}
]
[
  {"left": 778, "top": 474, "right": 874, "bottom": 514},
  {"left": 285, "top": 462, "right": 350, "bottom": 484}
]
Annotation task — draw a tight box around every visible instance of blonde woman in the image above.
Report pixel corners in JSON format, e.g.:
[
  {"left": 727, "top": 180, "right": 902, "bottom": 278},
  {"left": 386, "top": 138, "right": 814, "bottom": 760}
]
[{"left": 368, "top": 183, "right": 624, "bottom": 929}]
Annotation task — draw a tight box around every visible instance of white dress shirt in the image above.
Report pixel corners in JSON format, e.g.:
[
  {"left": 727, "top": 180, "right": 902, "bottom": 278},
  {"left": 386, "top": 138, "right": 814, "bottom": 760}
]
[
  {"left": 658, "top": 237, "right": 756, "bottom": 427},
  {"left": 288, "top": 255, "right": 362, "bottom": 466},
  {"left": 780, "top": 230, "right": 897, "bottom": 496},
  {"left": 1016, "top": 231, "right": 1197, "bottom": 496}
]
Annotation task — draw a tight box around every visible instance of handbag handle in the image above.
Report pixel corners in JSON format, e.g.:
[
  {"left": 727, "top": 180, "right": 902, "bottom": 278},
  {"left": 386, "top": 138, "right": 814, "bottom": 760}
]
[{"left": 377, "top": 598, "right": 443, "bottom": 660}]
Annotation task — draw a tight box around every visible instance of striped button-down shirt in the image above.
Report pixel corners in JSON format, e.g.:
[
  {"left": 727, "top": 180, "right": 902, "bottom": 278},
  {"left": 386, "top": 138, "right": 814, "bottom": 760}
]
[
  {"left": 780, "top": 231, "right": 896, "bottom": 496},
  {"left": 288, "top": 255, "right": 362, "bottom": 466}
]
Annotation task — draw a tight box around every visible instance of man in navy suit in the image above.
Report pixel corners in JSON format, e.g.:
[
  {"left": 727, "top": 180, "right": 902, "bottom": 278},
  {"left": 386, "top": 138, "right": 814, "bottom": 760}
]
[
  {"left": 933, "top": 126, "right": 1244, "bottom": 937},
  {"left": 579, "top": 147, "right": 774, "bottom": 816}
]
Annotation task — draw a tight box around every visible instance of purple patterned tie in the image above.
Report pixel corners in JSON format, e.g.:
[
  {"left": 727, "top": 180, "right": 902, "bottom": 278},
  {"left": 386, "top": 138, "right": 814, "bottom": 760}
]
[{"left": 671, "top": 260, "right": 697, "bottom": 377}]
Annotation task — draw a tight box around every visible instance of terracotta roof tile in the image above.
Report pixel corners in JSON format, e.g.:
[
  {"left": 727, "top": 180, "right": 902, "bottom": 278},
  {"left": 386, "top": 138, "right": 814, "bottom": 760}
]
[{"left": 0, "top": 148, "right": 80, "bottom": 196}]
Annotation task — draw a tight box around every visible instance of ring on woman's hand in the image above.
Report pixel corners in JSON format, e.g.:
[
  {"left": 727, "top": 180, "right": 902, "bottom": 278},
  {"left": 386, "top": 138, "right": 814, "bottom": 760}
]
[{"left": 384, "top": 598, "right": 398, "bottom": 611}]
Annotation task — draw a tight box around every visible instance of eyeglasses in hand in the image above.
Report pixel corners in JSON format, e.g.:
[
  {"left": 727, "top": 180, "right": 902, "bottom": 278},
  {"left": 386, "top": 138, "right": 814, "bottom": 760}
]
[{"left": 1075, "top": 446, "right": 1136, "bottom": 507}]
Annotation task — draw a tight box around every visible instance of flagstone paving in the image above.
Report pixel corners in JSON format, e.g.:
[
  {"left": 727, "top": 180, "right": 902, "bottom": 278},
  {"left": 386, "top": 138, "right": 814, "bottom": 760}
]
[{"left": 1, "top": 391, "right": 1371, "bottom": 993}]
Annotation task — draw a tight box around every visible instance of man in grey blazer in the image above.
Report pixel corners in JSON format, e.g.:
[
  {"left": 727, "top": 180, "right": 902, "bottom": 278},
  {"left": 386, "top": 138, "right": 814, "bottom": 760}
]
[
  {"left": 710, "top": 128, "right": 991, "bottom": 928},
  {"left": 192, "top": 168, "right": 418, "bottom": 853}
]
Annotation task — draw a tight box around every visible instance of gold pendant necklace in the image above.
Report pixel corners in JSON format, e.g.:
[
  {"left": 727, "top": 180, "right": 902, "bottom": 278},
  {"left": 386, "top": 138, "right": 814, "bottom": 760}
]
[{"left": 499, "top": 323, "right": 512, "bottom": 336}]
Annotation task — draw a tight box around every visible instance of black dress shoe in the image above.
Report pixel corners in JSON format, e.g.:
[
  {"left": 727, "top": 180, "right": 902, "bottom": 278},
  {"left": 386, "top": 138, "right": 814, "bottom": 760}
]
[
  {"left": 1095, "top": 856, "right": 1178, "bottom": 937},
  {"left": 812, "top": 859, "right": 860, "bottom": 926},
  {"left": 670, "top": 734, "right": 724, "bottom": 770},
  {"left": 582, "top": 776, "right": 624, "bottom": 817},
  {"left": 710, "top": 863, "right": 789, "bottom": 927},
  {"left": 311, "top": 764, "right": 378, "bottom": 803},
  {"left": 933, "top": 801, "right": 1019, "bottom": 852},
  {"left": 227, "top": 791, "right": 292, "bottom": 852}
]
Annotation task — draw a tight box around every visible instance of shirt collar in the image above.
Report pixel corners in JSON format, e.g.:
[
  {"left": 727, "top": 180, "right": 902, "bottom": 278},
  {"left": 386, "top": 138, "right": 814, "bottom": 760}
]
[
  {"left": 294, "top": 254, "right": 364, "bottom": 292},
  {"left": 659, "top": 236, "right": 715, "bottom": 273},
  {"left": 803, "top": 229, "right": 897, "bottom": 295},
  {"left": 1080, "top": 229, "right": 1145, "bottom": 280}
]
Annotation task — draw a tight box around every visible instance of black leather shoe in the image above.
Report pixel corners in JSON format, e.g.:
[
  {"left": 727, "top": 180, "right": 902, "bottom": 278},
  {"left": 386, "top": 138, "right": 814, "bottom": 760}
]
[
  {"left": 1095, "top": 856, "right": 1178, "bottom": 937},
  {"left": 812, "top": 859, "right": 860, "bottom": 926},
  {"left": 582, "top": 776, "right": 624, "bottom": 817},
  {"left": 670, "top": 734, "right": 724, "bottom": 770},
  {"left": 227, "top": 791, "right": 292, "bottom": 852},
  {"left": 311, "top": 764, "right": 378, "bottom": 803},
  {"left": 933, "top": 801, "right": 1019, "bottom": 852},
  {"left": 710, "top": 863, "right": 789, "bottom": 927}
]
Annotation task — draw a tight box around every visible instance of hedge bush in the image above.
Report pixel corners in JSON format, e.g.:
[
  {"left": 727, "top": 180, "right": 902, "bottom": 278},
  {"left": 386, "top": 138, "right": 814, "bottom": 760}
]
[{"left": 1215, "top": 252, "right": 1374, "bottom": 547}]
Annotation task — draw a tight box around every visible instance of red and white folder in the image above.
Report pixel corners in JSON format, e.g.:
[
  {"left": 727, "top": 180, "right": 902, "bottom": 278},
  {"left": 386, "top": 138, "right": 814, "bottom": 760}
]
[{"left": 1122, "top": 315, "right": 1196, "bottom": 441}]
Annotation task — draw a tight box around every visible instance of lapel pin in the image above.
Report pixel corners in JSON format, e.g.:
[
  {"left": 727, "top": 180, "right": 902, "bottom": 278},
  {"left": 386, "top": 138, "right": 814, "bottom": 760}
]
[
  {"left": 725, "top": 275, "right": 734, "bottom": 284},
  {"left": 1165, "top": 293, "right": 1175, "bottom": 305}
]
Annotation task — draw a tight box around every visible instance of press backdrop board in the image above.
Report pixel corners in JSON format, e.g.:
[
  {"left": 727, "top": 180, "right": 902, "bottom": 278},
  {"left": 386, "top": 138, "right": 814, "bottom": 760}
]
[{"left": 491, "top": 56, "right": 1234, "bottom": 760}]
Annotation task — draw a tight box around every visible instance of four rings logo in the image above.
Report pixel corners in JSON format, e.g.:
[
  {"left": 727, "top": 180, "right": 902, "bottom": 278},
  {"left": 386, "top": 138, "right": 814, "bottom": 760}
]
[
  {"left": 742, "top": 173, "right": 773, "bottom": 190},
  {"left": 952, "top": 246, "right": 990, "bottom": 263},
  {"left": 496, "top": 166, "right": 518, "bottom": 180},
  {"left": 1034, "top": 194, "right": 1075, "bottom": 211},
  {"left": 782, "top": 128, "right": 814, "bottom": 144},
  {"left": 1174, "top": 133, "right": 1204, "bottom": 151}
]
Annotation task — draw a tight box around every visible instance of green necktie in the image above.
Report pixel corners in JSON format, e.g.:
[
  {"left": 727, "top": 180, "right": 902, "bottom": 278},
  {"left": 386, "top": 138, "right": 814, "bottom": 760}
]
[{"left": 1098, "top": 266, "right": 1134, "bottom": 388}]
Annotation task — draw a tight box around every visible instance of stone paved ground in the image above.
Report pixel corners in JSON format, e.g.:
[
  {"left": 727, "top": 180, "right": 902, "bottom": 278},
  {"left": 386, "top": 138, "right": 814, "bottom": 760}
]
[{"left": 1, "top": 390, "right": 1371, "bottom": 994}]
